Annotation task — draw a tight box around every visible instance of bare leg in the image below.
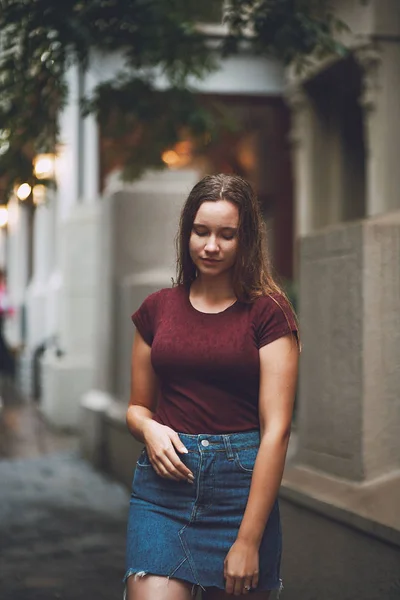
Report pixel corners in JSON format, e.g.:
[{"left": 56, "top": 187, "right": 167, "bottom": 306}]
[
  {"left": 203, "top": 588, "right": 271, "bottom": 600},
  {"left": 126, "top": 574, "right": 194, "bottom": 600}
]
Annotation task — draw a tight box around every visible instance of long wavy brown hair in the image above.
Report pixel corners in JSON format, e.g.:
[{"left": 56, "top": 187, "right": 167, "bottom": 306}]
[{"left": 175, "top": 173, "right": 289, "bottom": 304}]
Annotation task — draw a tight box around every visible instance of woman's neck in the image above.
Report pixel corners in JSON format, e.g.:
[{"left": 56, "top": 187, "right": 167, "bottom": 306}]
[{"left": 190, "top": 273, "right": 236, "bottom": 303}]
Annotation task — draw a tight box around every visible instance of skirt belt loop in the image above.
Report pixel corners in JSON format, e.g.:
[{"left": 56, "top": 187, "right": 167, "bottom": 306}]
[{"left": 222, "top": 434, "right": 234, "bottom": 460}]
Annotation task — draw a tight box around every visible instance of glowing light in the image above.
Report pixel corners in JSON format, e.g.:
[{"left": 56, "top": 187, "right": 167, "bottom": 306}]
[
  {"left": 16, "top": 183, "right": 32, "bottom": 201},
  {"left": 174, "top": 140, "right": 191, "bottom": 155},
  {"left": 33, "top": 153, "right": 55, "bottom": 180},
  {"left": 161, "top": 140, "right": 193, "bottom": 169},
  {"left": 33, "top": 185, "right": 47, "bottom": 206},
  {"left": 0, "top": 206, "right": 8, "bottom": 228},
  {"left": 161, "top": 150, "right": 180, "bottom": 167}
]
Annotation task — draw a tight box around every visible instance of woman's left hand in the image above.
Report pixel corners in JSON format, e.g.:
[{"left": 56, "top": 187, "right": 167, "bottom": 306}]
[{"left": 224, "top": 539, "right": 259, "bottom": 595}]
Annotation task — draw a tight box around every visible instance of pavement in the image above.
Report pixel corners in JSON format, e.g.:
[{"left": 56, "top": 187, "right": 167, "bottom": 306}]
[
  {"left": 0, "top": 385, "right": 129, "bottom": 600},
  {"left": 1, "top": 384, "right": 400, "bottom": 600},
  {"left": 0, "top": 385, "right": 78, "bottom": 461}
]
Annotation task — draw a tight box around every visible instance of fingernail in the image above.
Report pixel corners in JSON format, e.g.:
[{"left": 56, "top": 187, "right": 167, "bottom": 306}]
[
  {"left": 181, "top": 448, "right": 188, "bottom": 453},
  {"left": 188, "top": 479, "right": 194, "bottom": 484}
]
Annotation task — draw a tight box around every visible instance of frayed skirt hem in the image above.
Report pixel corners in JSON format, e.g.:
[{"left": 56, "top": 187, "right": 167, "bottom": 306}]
[{"left": 123, "top": 569, "right": 283, "bottom": 597}]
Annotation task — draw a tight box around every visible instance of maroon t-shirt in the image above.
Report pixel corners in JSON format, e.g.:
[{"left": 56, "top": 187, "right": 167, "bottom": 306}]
[{"left": 132, "top": 285, "right": 297, "bottom": 434}]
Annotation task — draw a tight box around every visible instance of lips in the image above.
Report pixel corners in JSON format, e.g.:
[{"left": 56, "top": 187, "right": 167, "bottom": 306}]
[{"left": 201, "top": 258, "right": 220, "bottom": 263}]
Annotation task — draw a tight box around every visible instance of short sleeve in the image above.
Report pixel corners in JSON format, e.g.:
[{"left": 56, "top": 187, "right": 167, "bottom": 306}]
[
  {"left": 131, "top": 291, "right": 160, "bottom": 346},
  {"left": 255, "top": 294, "right": 298, "bottom": 349}
]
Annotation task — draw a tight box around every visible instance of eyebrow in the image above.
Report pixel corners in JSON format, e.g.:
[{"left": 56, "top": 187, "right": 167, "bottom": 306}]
[{"left": 193, "top": 223, "right": 238, "bottom": 232}]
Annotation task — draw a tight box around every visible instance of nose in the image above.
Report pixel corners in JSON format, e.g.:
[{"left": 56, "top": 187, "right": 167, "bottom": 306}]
[{"left": 204, "top": 235, "right": 219, "bottom": 252}]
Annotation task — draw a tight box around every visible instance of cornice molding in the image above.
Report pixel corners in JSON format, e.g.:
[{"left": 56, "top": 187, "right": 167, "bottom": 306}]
[{"left": 354, "top": 41, "right": 382, "bottom": 112}]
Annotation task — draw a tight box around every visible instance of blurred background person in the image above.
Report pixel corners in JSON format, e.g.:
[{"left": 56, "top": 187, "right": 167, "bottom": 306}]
[{"left": 0, "top": 268, "right": 15, "bottom": 404}]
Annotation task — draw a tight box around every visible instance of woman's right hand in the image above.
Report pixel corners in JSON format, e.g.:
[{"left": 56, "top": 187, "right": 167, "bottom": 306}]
[{"left": 142, "top": 420, "right": 195, "bottom": 484}]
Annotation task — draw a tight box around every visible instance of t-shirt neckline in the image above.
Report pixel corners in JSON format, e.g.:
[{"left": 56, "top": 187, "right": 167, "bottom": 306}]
[{"left": 185, "top": 285, "right": 239, "bottom": 316}]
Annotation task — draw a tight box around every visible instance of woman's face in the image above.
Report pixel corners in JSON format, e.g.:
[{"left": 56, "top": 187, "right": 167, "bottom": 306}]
[{"left": 189, "top": 200, "right": 239, "bottom": 278}]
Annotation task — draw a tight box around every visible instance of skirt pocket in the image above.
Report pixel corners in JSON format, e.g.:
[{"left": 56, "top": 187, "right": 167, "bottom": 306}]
[
  {"left": 233, "top": 445, "right": 259, "bottom": 473},
  {"left": 132, "top": 449, "right": 198, "bottom": 510},
  {"left": 136, "top": 447, "right": 153, "bottom": 468}
]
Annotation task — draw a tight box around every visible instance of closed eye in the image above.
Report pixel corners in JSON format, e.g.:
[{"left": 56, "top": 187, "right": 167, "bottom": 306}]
[{"left": 192, "top": 226, "right": 237, "bottom": 240}]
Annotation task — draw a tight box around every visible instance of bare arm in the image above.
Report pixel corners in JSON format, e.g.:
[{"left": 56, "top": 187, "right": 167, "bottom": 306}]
[
  {"left": 126, "top": 330, "right": 159, "bottom": 443},
  {"left": 224, "top": 333, "right": 299, "bottom": 595},
  {"left": 237, "top": 333, "right": 299, "bottom": 544},
  {"left": 126, "top": 330, "right": 194, "bottom": 484}
]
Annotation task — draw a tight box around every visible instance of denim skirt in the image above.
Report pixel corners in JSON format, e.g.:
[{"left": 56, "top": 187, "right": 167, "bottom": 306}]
[{"left": 124, "top": 431, "right": 282, "bottom": 594}]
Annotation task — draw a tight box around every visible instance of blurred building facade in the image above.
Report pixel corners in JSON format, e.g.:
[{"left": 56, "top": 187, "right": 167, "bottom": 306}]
[
  {"left": 282, "top": 0, "right": 400, "bottom": 548},
  {"left": 3, "top": 0, "right": 400, "bottom": 564}
]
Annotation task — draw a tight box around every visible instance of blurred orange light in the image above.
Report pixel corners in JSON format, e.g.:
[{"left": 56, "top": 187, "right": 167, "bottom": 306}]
[
  {"left": 174, "top": 141, "right": 191, "bottom": 155},
  {"left": 162, "top": 140, "right": 193, "bottom": 169},
  {"left": 162, "top": 150, "right": 180, "bottom": 167}
]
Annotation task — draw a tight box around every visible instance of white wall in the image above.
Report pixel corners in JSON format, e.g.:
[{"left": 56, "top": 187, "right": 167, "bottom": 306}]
[{"left": 90, "top": 49, "right": 285, "bottom": 96}]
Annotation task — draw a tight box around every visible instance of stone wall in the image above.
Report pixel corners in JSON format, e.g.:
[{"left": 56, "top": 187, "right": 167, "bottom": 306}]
[
  {"left": 297, "top": 214, "right": 400, "bottom": 482},
  {"left": 297, "top": 221, "right": 364, "bottom": 480}
]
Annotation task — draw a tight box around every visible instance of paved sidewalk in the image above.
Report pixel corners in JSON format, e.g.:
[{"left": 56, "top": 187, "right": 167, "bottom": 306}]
[
  {"left": 0, "top": 383, "right": 78, "bottom": 460},
  {"left": 0, "top": 387, "right": 130, "bottom": 600},
  {"left": 0, "top": 451, "right": 129, "bottom": 600}
]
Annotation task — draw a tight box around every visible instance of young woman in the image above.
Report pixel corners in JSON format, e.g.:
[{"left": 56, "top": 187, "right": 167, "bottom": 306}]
[{"left": 125, "top": 174, "right": 299, "bottom": 600}]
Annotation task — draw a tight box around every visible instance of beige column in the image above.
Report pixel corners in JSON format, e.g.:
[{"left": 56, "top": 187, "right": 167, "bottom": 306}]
[
  {"left": 356, "top": 41, "right": 400, "bottom": 216},
  {"left": 285, "top": 85, "right": 316, "bottom": 239},
  {"left": 356, "top": 44, "right": 383, "bottom": 217}
]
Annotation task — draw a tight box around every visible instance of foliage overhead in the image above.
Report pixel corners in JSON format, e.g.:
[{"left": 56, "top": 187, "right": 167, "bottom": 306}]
[
  {"left": 224, "top": 0, "right": 348, "bottom": 66},
  {"left": 0, "top": 0, "right": 348, "bottom": 202}
]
